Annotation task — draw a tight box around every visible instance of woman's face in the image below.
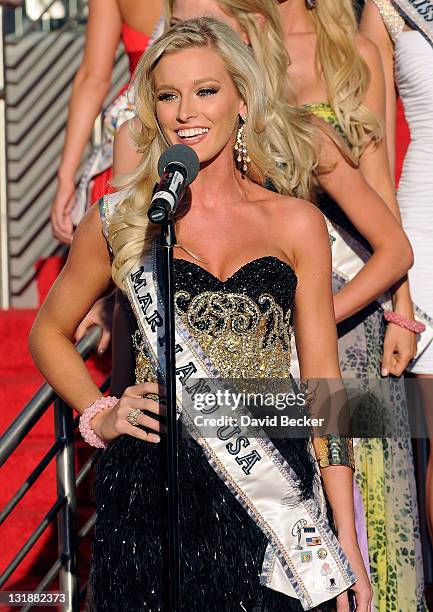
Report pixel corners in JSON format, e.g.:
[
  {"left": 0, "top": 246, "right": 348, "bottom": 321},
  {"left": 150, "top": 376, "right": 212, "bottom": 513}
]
[
  {"left": 154, "top": 46, "right": 245, "bottom": 164},
  {"left": 170, "top": 0, "right": 246, "bottom": 40}
]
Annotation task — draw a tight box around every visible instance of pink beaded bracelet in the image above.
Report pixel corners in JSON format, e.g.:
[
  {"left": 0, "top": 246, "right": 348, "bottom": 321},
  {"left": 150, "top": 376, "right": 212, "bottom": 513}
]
[
  {"left": 78, "top": 396, "right": 118, "bottom": 448},
  {"left": 384, "top": 310, "right": 426, "bottom": 334}
]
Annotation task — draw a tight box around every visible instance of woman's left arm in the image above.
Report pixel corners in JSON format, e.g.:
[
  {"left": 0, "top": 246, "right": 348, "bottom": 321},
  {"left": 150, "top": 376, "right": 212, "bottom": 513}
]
[
  {"left": 359, "top": 5, "right": 398, "bottom": 175},
  {"left": 356, "top": 33, "right": 417, "bottom": 374},
  {"left": 286, "top": 201, "right": 372, "bottom": 612}
]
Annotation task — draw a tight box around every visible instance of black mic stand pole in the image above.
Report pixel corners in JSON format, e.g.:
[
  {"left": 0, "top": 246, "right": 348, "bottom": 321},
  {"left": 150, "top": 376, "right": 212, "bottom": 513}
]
[{"left": 160, "top": 217, "right": 180, "bottom": 612}]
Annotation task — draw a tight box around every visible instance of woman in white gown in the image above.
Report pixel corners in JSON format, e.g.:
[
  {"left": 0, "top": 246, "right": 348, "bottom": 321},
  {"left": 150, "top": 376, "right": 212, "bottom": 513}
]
[{"left": 361, "top": 0, "right": 433, "bottom": 546}]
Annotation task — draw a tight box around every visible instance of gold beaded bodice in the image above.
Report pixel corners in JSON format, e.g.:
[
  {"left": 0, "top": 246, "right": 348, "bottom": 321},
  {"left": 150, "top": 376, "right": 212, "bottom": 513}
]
[{"left": 133, "top": 256, "right": 296, "bottom": 383}]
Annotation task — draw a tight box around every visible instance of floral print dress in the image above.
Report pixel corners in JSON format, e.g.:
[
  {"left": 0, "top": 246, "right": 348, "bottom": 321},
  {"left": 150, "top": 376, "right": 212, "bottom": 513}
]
[{"left": 306, "top": 103, "right": 426, "bottom": 612}]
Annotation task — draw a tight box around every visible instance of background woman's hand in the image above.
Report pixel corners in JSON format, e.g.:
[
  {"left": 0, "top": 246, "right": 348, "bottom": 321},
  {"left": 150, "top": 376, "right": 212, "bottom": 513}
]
[
  {"left": 91, "top": 383, "right": 166, "bottom": 444},
  {"left": 381, "top": 322, "right": 417, "bottom": 377},
  {"left": 75, "top": 293, "right": 115, "bottom": 355},
  {"left": 336, "top": 536, "right": 373, "bottom": 612},
  {"left": 50, "top": 177, "right": 76, "bottom": 244}
]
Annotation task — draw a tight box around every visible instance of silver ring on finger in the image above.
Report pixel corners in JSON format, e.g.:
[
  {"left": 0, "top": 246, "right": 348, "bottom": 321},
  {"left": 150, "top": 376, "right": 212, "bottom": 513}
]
[{"left": 126, "top": 407, "right": 142, "bottom": 427}]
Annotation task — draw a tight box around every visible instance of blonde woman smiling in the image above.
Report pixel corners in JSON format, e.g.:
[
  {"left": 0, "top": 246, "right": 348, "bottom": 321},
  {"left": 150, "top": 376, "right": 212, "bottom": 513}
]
[{"left": 30, "top": 18, "right": 372, "bottom": 611}]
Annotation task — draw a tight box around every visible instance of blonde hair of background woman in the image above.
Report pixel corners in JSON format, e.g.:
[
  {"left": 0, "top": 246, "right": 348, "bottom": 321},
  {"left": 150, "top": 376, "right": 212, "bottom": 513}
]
[
  {"left": 166, "top": 0, "right": 382, "bottom": 161},
  {"left": 109, "top": 18, "right": 294, "bottom": 287},
  {"left": 310, "top": 0, "right": 383, "bottom": 158},
  {"left": 164, "top": 0, "right": 322, "bottom": 200}
]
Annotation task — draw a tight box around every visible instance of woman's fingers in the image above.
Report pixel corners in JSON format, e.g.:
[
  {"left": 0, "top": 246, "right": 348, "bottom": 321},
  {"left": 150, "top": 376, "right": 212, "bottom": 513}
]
[
  {"left": 352, "top": 584, "right": 374, "bottom": 612},
  {"left": 135, "top": 411, "right": 166, "bottom": 433},
  {"left": 380, "top": 337, "right": 393, "bottom": 377},
  {"left": 75, "top": 315, "right": 112, "bottom": 352},
  {"left": 389, "top": 353, "right": 410, "bottom": 377},
  {"left": 112, "top": 411, "right": 165, "bottom": 442},
  {"left": 50, "top": 196, "right": 75, "bottom": 243},
  {"left": 336, "top": 591, "right": 350, "bottom": 612},
  {"left": 50, "top": 182, "right": 76, "bottom": 243},
  {"left": 113, "top": 390, "right": 167, "bottom": 443},
  {"left": 51, "top": 210, "right": 74, "bottom": 244},
  {"left": 103, "top": 383, "right": 170, "bottom": 444},
  {"left": 123, "top": 423, "right": 161, "bottom": 444},
  {"left": 97, "top": 325, "right": 112, "bottom": 355},
  {"left": 337, "top": 587, "right": 372, "bottom": 612},
  {"left": 118, "top": 395, "right": 166, "bottom": 417},
  {"left": 123, "top": 382, "right": 166, "bottom": 399}
]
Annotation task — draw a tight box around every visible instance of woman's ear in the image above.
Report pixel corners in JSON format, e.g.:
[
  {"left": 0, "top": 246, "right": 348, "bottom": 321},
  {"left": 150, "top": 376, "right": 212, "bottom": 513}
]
[
  {"left": 238, "top": 100, "right": 247, "bottom": 118},
  {"left": 240, "top": 29, "right": 250, "bottom": 45},
  {"left": 254, "top": 12, "right": 266, "bottom": 32},
  {"left": 241, "top": 12, "right": 266, "bottom": 43}
]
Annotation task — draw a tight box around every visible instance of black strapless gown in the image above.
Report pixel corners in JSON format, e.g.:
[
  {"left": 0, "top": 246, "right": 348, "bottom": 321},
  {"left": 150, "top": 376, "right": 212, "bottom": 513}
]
[{"left": 89, "top": 257, "right": 337, "bottom": 612}]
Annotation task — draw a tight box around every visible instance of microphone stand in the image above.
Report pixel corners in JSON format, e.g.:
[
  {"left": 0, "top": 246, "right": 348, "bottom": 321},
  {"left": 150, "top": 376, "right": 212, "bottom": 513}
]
[{"left": 160, "top": 218, "right": 180, "bottom": 612}]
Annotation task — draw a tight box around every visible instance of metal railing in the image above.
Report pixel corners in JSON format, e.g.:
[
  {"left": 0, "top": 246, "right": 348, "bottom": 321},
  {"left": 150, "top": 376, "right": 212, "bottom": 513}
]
[
  {"left": 0, "top": 325, "right": 108, "bottom": 611},
  {"left": 0, "top": 6, "right": 10, "bottom": 309},
  {"left": 8, "top": 1, "right": 86, "bottom": 37}
]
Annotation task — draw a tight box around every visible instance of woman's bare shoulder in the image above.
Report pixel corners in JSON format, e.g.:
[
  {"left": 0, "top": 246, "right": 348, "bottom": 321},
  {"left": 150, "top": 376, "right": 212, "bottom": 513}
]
[
  {"left": 279, "top": 196, "right": 325, "bottom": 233},
  {"left": 260, "top": 191, "right": 327, "bottom": 240},
  {"left": 267, "top": 195, "right": 329, "bottom": 270}
]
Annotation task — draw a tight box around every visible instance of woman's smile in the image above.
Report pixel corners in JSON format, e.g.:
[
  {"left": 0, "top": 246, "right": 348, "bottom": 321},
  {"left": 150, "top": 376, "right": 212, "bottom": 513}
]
[{"left": 176, "top": 126, "right": 210, "bottom": 145}]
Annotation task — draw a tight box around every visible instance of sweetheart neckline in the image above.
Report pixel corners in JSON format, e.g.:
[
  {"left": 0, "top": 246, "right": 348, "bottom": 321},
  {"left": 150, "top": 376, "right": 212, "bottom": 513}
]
[{"left": 173, "top": 256, "right": 297, "bottom": 284}]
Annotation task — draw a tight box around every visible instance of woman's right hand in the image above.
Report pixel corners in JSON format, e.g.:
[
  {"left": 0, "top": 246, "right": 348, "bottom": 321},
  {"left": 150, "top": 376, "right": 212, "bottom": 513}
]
[
  {"left": 91, "top": 383, "right": 166, "bottom": 444},
  {"left": 50, "top": 177, "right": 76, "bottom": 244},
  {"left": 337, "top": 535, "right": 373, "bottom": 612}
]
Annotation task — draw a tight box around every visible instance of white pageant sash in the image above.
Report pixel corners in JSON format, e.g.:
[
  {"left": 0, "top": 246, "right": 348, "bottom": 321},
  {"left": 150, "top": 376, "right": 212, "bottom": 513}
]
[
  {"left": 392, "top": 0, "right": 433, "bottom": 47},
  {"left": 123, "top": 242, "right": 355, "bottom": 611}
]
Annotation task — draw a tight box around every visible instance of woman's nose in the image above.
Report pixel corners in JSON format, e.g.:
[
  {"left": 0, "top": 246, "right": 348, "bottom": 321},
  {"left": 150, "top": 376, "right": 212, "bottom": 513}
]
[{"left": 176, "top": 96, "right": 198, "bottom": 123}]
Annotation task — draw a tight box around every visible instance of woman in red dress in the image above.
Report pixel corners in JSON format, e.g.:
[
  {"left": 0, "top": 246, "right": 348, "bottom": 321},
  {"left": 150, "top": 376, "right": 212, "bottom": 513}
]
[{"left": 50, "top": 0, "right": 162, "bottom": 244}]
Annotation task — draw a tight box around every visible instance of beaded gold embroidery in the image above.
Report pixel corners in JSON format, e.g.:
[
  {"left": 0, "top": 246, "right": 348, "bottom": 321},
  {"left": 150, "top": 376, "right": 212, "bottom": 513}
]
[
  {"left": 174, "top": 290, "right": 292, "bottom": 379},
  {"left": 131, "top": 287, "right": 355, "bottom": 472},
  {"left": 132, "top": 330, "right": 157, "bottom": 384},
  {"left": 131, "top": 290, "right": 293, "bottom": 381},
  {"left": 371, "top": 0, "right": 405, "bottom": 43}
]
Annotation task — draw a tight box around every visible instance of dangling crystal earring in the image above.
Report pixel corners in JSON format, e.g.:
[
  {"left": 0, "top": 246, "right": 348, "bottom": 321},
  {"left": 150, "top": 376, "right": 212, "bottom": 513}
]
[
  {"left": 234, "top": 116, "right": 250, "bottom": 175},
  {"left": 305, "top": 0, "right": 316, "bottom": 8}
]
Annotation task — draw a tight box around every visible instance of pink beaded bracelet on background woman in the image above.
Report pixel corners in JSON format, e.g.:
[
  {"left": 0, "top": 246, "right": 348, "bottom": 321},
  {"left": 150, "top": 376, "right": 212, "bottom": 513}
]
[
  {"left": 78, "top": 396, "right": 118, "bottom": 448},
  {"left": 384, "top": 310, "right": 426, "bottom": 334}
]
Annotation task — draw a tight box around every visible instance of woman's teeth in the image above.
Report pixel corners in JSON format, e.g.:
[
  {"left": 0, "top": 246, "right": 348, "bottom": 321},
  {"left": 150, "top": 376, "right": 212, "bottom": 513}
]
[{"left": 178, "top": 127, "right": 210, "bottom": 139}]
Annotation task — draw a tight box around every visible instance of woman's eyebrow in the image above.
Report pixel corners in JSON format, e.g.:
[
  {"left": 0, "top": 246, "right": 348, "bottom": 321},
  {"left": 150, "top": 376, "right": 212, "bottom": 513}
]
[
  {"left": 157, "top": 78, "right": 221, "bottom": 90},
  {"left": 193, "top": 78, "right": 221, "bottom": 85}
]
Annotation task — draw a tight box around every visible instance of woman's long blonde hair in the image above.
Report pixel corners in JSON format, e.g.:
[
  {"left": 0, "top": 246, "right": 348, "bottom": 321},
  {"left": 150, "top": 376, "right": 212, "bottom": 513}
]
[
  {"left": 109, "top": 17, "right": 296, "bottom": 286},
  {"left": 165, "top": 0, "right": 322, "bottom": 200},
  {"left": 310, "top": 0, "right": 383, "bottom": 158}
]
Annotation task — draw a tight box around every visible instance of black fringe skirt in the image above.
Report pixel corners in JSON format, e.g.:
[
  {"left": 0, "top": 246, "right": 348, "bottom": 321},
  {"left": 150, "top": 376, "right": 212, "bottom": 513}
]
[{"left": 89, "top": 435, "right": 336, "bottom": 612}]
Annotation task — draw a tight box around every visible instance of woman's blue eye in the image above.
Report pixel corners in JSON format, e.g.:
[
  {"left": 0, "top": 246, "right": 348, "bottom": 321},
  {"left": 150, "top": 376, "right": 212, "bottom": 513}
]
[
  {"left": 197, "top": 88, "right": 218, "bottom": 97},
  {"left": 157, "top": 88, "right": 218, "bottom": 101},
  {"left": 157, "top": 93, "right": 177, "bottom": 102}
]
